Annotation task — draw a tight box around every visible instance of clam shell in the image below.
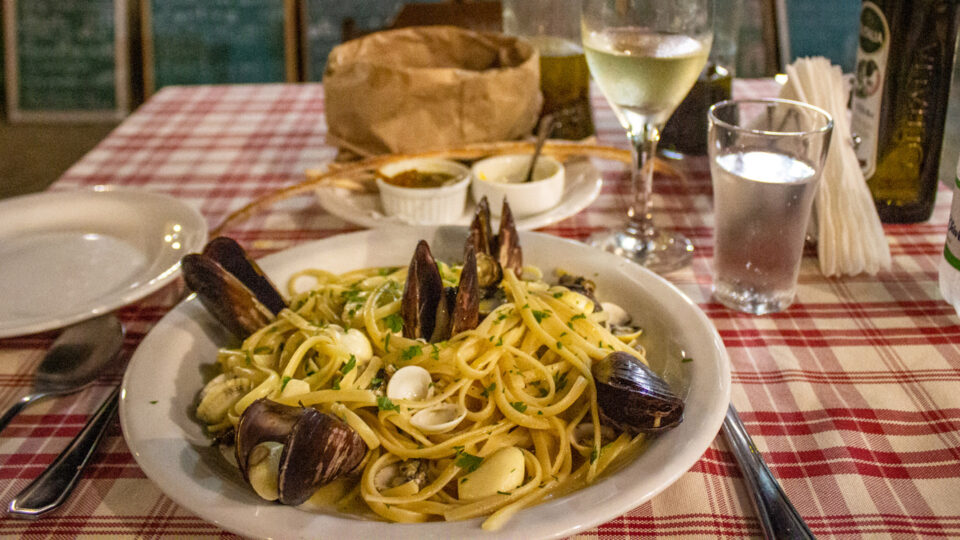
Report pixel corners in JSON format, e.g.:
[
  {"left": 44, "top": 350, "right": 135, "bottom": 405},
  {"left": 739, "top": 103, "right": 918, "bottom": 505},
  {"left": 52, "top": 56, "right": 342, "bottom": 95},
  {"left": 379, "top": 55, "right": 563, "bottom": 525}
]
[
  {"left": 410, "top": 403, "right": 466, "bottom": 433},
  {"left": 386, "top": 365, "right": 433, "bottom": 401}
]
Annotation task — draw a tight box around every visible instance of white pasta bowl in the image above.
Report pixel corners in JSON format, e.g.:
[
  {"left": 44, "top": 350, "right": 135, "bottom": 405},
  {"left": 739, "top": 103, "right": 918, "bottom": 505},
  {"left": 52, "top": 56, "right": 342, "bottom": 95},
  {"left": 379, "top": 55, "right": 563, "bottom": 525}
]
[
  {"left": 470, "top": 154, "right": 565, "bottom": 217},
  {"left": 120, "top": 228, "right": 730, "bottom": 540},
  {"left": 376, "top": 158, "right": 471, "bottom": 225}
]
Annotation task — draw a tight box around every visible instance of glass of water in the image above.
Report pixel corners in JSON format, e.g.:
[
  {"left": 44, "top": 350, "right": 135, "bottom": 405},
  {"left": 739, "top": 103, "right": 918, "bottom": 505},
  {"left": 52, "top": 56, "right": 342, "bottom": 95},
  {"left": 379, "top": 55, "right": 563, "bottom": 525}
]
[{"left": 707, "top": 98, "right": 833, "bottom": 315}]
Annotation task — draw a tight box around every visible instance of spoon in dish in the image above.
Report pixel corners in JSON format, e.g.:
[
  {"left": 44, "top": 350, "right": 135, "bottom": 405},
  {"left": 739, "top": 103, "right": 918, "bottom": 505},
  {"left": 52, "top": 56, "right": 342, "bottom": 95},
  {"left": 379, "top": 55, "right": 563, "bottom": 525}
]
[
  {"left": 523, "top": 114, "right": 555, "bottom": 183},
  {"left": 0, "top": 315, "right": 124, "bottom": 435}
]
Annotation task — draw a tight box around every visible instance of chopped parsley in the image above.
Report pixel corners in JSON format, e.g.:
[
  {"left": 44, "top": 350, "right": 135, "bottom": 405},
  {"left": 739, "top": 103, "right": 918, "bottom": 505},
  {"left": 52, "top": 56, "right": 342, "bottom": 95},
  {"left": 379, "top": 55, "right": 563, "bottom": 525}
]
[
  {"left": 377, "top": 396, "right": 400, "bottom": 412},
  {"left": 384, "top": 333, "right": 391, "bottom": 352},
  {"left": 401, "top": 344, "right": 422, "bottom": 361},
  {"left": 553, "top": 291, "right": 564, "bottom": 299},
  {"left": 431, "top": 344, "right": 440, "bottom": 360},
  {"left": 570, "top": 313, "right": 587, "bottom": 323},
  {"left": 369, "top": 377, "right": 384, "bottom": 390},
  {"left": 590, "top": 447, "right": 600, "bottom": 464},
  {"left": 384, "top": 313, "right": 403, "bottom": 333},
  {"left": 682, "top": 357, "right": 694, "bottom": 363},
  {"left": 556, "top": 341, "right": 564, "bottom": 350},
  {"left": 532, "top": 310, "right": 551, "bottom": 323},
  {"left": 497, "top": 490, "right": 512, "bottom": 495},
  {"left": 281, "top": 376, "right": 292, "bottom": 391},
  {"left": 455, "top": 451, "right": 483, "bottom": 472},
  {"left": 554, "top": 371, "right": 569, "bottom": 392},
  {"left": 510, "top": 401, "right": 528, "bottom": 413},
  {"left": 340, "top": 355, "right": 357, "bottom": 375},
  {"left": 149, "top": 400, "right": 158, "bottom": 404},
  {"left": 481, "top": 382, "right": 496, "bottom": 398}
]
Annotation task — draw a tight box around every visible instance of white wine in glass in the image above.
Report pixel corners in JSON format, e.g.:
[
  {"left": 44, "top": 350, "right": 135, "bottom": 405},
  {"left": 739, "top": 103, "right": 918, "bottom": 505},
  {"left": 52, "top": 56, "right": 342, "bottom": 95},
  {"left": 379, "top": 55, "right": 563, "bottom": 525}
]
[{"left": 582, "top": 0, "right": 712, "bottom": 273}]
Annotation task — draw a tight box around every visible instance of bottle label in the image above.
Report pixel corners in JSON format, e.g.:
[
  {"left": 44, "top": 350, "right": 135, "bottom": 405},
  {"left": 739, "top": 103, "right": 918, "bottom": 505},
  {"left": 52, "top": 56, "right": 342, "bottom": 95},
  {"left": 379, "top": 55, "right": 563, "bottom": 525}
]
[
  {"left": 851, "top": 1, "right": 890, "bottom": 179},
  {"left": 946, "top": 175, "right": 960, "bottom": 272}
]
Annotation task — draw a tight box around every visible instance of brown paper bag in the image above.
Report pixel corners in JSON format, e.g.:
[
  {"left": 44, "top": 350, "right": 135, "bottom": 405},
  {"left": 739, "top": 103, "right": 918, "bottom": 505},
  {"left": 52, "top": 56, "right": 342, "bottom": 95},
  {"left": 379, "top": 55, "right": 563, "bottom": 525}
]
[{"left": 323, "top": 26, "right": 543, "bottom": 157}]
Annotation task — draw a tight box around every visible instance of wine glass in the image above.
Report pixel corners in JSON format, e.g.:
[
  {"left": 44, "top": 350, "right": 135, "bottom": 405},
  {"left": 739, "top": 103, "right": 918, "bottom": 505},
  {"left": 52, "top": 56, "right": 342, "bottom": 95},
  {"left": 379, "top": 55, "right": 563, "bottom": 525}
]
[{"left": 582, "top": 0, "right": 713, "bottom": 273}]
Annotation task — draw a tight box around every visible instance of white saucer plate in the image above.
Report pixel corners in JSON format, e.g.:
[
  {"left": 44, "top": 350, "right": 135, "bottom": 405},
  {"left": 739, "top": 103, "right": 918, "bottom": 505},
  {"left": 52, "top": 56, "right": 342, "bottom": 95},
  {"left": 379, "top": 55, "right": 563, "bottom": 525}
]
[
  {"left": 315, "top": 158, "right": 602, "bottom": 230},
  {"left": 0, "top": 187, "right": 208, "bottom": 338}
]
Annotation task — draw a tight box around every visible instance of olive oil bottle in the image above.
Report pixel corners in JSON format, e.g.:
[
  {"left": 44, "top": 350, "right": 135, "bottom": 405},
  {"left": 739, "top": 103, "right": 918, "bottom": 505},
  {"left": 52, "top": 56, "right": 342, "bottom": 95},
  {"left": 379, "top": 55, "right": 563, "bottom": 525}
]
[{"left": 851, "top": 0, "right": 960, "bottom": 223}]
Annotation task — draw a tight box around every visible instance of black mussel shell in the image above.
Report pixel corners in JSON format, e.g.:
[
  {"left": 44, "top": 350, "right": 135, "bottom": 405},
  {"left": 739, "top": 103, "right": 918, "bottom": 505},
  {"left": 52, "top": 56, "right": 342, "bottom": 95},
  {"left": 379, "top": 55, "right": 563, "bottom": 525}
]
[
  {"left": 592, "top": 351, "right": 683, "bottom": 433},
  {"left": 496, "top": 199, "right": 522, "bottom": 277},
  {"left": 278, "top": 407, "right": 366, "bottom": 505},
  {"left": 182, "top": 253, "right": 277, "bottom": 339},
  {"left": 401, "top": 240, "right": 444, "bottom": 341},
  {"left": 234, "top": 398, "right": 367, "bottom": 506},
  {"left": 202, "top": 237, "right": 286, "bottom": 314},
  {"left": 450, "top": 245, "right": 479, "bottom": 336},
  {"left": 234, "top": 399, "right": 307, "bottom": 482},
  {"left": 469, "top": 197, "right": 495, "bottom": 257}
]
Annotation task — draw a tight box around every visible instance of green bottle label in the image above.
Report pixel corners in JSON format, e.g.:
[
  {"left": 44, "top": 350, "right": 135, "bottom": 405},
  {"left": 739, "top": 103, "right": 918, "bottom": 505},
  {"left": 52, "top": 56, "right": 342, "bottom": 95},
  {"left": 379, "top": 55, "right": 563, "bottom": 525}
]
[
  {"left": 851, "top": 1, "right": 890, "bottom": 179},
  {"left": 945, "top": 176, "right": 960, "bottom": 272}
]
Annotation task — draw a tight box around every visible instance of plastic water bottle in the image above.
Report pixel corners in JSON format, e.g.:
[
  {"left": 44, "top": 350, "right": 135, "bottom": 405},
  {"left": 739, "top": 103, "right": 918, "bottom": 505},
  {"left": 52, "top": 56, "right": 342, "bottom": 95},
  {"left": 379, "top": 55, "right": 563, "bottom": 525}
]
[{"left": 939, "top": 158, "right": 960, "bottom": 317}]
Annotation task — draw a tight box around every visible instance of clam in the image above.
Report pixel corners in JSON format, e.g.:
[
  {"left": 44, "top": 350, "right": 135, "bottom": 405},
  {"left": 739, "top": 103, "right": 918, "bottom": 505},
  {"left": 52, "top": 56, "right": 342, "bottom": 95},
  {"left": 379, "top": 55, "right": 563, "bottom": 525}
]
[
  {"left": 457, "top": 447, "right": 525, "bottom": 501},
  {"left": 182, "top": 237, "right": 286, "bottom": 339},
  {"left": 401, "top": 240, "right": 479, "bottom": 342},
  {"left": 592, "top": 351, "right": 683, "bottom": 433},
  {"left": 235, "top": 398, "right": 367, "bottom": 506},
  {"left": 196, "top": 373, "right": 252, "bottom": 424},
  {"left": 410, "top": 403, "right": 466, "bottom": 433},
  {"left": 386, "top": 365, "right": 434, "bottom": 401},
  {"left": 558, "top": 273, "right": 600, "bottom": 313}
]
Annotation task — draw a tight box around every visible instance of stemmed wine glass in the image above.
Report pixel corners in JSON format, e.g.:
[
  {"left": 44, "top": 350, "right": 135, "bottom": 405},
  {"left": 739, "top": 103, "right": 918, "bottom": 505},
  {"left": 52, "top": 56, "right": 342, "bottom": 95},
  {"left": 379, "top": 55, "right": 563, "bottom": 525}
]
[{"left": 582, "top": 0, "right": 713, "bottom": 273}]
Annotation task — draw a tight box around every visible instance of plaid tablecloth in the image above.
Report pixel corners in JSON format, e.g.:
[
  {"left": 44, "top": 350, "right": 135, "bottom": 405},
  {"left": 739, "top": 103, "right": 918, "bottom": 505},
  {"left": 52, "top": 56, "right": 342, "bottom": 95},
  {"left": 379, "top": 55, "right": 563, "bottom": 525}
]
[{"left": 2, "top": 79, "right": 959, "bottom": 538}]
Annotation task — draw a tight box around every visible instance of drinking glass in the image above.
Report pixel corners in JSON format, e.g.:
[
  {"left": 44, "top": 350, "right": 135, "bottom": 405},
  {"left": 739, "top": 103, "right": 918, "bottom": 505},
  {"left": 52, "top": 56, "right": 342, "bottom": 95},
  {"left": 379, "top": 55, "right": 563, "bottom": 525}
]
[
  {"left": 503, "top": 0, "right": 595, "bottom": 140},
  {"left": 708, "top": 98, "right": 833, "bottom": 315},
  {"left": 581, "top": 0, "right": 713, "bottom": 273}
]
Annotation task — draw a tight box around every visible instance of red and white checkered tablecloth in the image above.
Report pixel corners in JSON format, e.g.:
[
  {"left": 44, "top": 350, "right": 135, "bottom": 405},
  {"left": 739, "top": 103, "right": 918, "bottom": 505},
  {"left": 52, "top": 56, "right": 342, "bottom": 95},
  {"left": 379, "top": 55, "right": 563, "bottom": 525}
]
[{"left": 2, "top": 79, "right": 959, "bottom": 538}]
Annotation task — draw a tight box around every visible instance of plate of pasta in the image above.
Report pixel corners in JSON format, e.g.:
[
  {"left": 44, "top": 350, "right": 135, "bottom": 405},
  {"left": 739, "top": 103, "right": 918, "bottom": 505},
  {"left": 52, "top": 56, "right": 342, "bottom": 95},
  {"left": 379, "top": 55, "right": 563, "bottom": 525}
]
[{"left": 119, "top": 225, "right": 730, "bottom": 540}]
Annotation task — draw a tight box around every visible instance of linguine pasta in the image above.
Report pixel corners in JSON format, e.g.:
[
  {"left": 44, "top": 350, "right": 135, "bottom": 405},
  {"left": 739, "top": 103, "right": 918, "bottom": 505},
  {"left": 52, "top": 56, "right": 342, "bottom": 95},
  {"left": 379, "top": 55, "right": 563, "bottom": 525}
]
[{"left": 198, "top": 260, "right": 653, "bottom": 530}]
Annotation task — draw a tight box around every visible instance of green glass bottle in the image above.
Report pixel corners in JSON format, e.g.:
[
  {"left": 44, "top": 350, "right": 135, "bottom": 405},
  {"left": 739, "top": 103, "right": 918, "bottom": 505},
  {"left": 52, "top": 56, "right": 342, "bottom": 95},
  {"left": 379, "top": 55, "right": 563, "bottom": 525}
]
[{"left": 851, "top": 0, "right": 960, "bottom": 223}]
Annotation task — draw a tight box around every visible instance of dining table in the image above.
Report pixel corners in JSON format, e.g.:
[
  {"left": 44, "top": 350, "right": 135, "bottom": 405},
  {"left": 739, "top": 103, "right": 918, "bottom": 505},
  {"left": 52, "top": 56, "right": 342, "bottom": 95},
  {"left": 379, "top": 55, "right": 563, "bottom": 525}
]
[{"left": 1, "top": 77, "right": 959, "bottom": 539}]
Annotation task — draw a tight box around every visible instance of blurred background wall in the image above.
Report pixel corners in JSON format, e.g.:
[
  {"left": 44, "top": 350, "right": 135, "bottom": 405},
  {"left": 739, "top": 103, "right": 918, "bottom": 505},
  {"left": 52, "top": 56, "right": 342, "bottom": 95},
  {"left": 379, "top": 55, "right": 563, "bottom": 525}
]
[{"left": 0, "top": 0, "right": 860, "bottom": 200}]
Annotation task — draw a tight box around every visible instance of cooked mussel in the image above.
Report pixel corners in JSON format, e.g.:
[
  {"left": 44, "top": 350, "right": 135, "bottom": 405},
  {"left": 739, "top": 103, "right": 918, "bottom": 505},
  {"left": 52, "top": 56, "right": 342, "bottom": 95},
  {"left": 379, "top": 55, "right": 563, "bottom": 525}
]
[
  {"left": 235, "top": 398, "right": 367, "bottom": 505},
  {"left": 401, "top": 240, "right": 479, "bottom": 342},
  {"left": 592, "top": 351, "right": 683, "bottom": 433},
  {"left": 182, "top": 237, "right": 286, "bottom": 339},
  {"left": 468, "top": 196, "right": 522, "bottom": 287}
]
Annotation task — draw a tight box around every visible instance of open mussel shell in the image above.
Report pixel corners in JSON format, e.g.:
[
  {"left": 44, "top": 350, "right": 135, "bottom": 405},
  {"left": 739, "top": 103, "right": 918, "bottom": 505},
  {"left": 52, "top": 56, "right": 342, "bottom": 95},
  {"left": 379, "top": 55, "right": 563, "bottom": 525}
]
[
  {"left": 235, "top": 398, "right": 305, "bottom": 481},
  {"left": 401, "top": 240, "right": 480, "bottom": 342},
  {"left": 182, "top": 253, "right": 277, "bottom": 339},
  {"left": 182, "top": 237, "right": 286, "bottom": 339},
  {"left": 278, "top": 408, "right": 367, "bottom": 505},
  {"left": 401, "top": 240, "right": 444, "bottom": 341},
  {"left": 496, "top": 199, "right": 522, "bottom": 277},
  {"left": 592, "top": 351, "right": 684, "bottom": 433},
  {"left": 202, "top": 237, "right": 286, "bottom": 314},
  {"left": 235, "top": 398, "right": 367, "bottom": 506}
]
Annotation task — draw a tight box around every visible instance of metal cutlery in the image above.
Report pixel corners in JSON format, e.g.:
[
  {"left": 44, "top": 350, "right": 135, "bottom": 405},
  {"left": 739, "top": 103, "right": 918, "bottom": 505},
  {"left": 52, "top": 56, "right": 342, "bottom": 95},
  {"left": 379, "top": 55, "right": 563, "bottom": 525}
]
[
  {"left": 0, "top": 315, "right": 124, "bottom": 434},
  {"left": 722, "top": 405, "right": 816, "bottom": 539},
  {"left": 8, "top": 386, "right": 121, "bottom": 518}
]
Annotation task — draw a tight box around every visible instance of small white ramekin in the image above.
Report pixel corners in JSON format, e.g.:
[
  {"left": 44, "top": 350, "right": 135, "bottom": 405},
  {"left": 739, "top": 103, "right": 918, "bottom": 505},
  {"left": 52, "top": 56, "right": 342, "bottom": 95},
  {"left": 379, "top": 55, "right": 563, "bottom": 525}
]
[
  {"left": 376, "top": 158, "right": 471, "bottom": 225},
  {"left": 470, "top": 154, "right": 565, "bottom": 217}
]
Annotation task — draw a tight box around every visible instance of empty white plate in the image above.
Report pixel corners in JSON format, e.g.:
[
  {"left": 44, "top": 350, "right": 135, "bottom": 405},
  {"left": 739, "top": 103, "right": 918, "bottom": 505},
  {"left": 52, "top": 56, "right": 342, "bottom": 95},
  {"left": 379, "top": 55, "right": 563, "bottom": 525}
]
[{"left": 0, "top": 187, "right": 208, "bottom": 338}]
